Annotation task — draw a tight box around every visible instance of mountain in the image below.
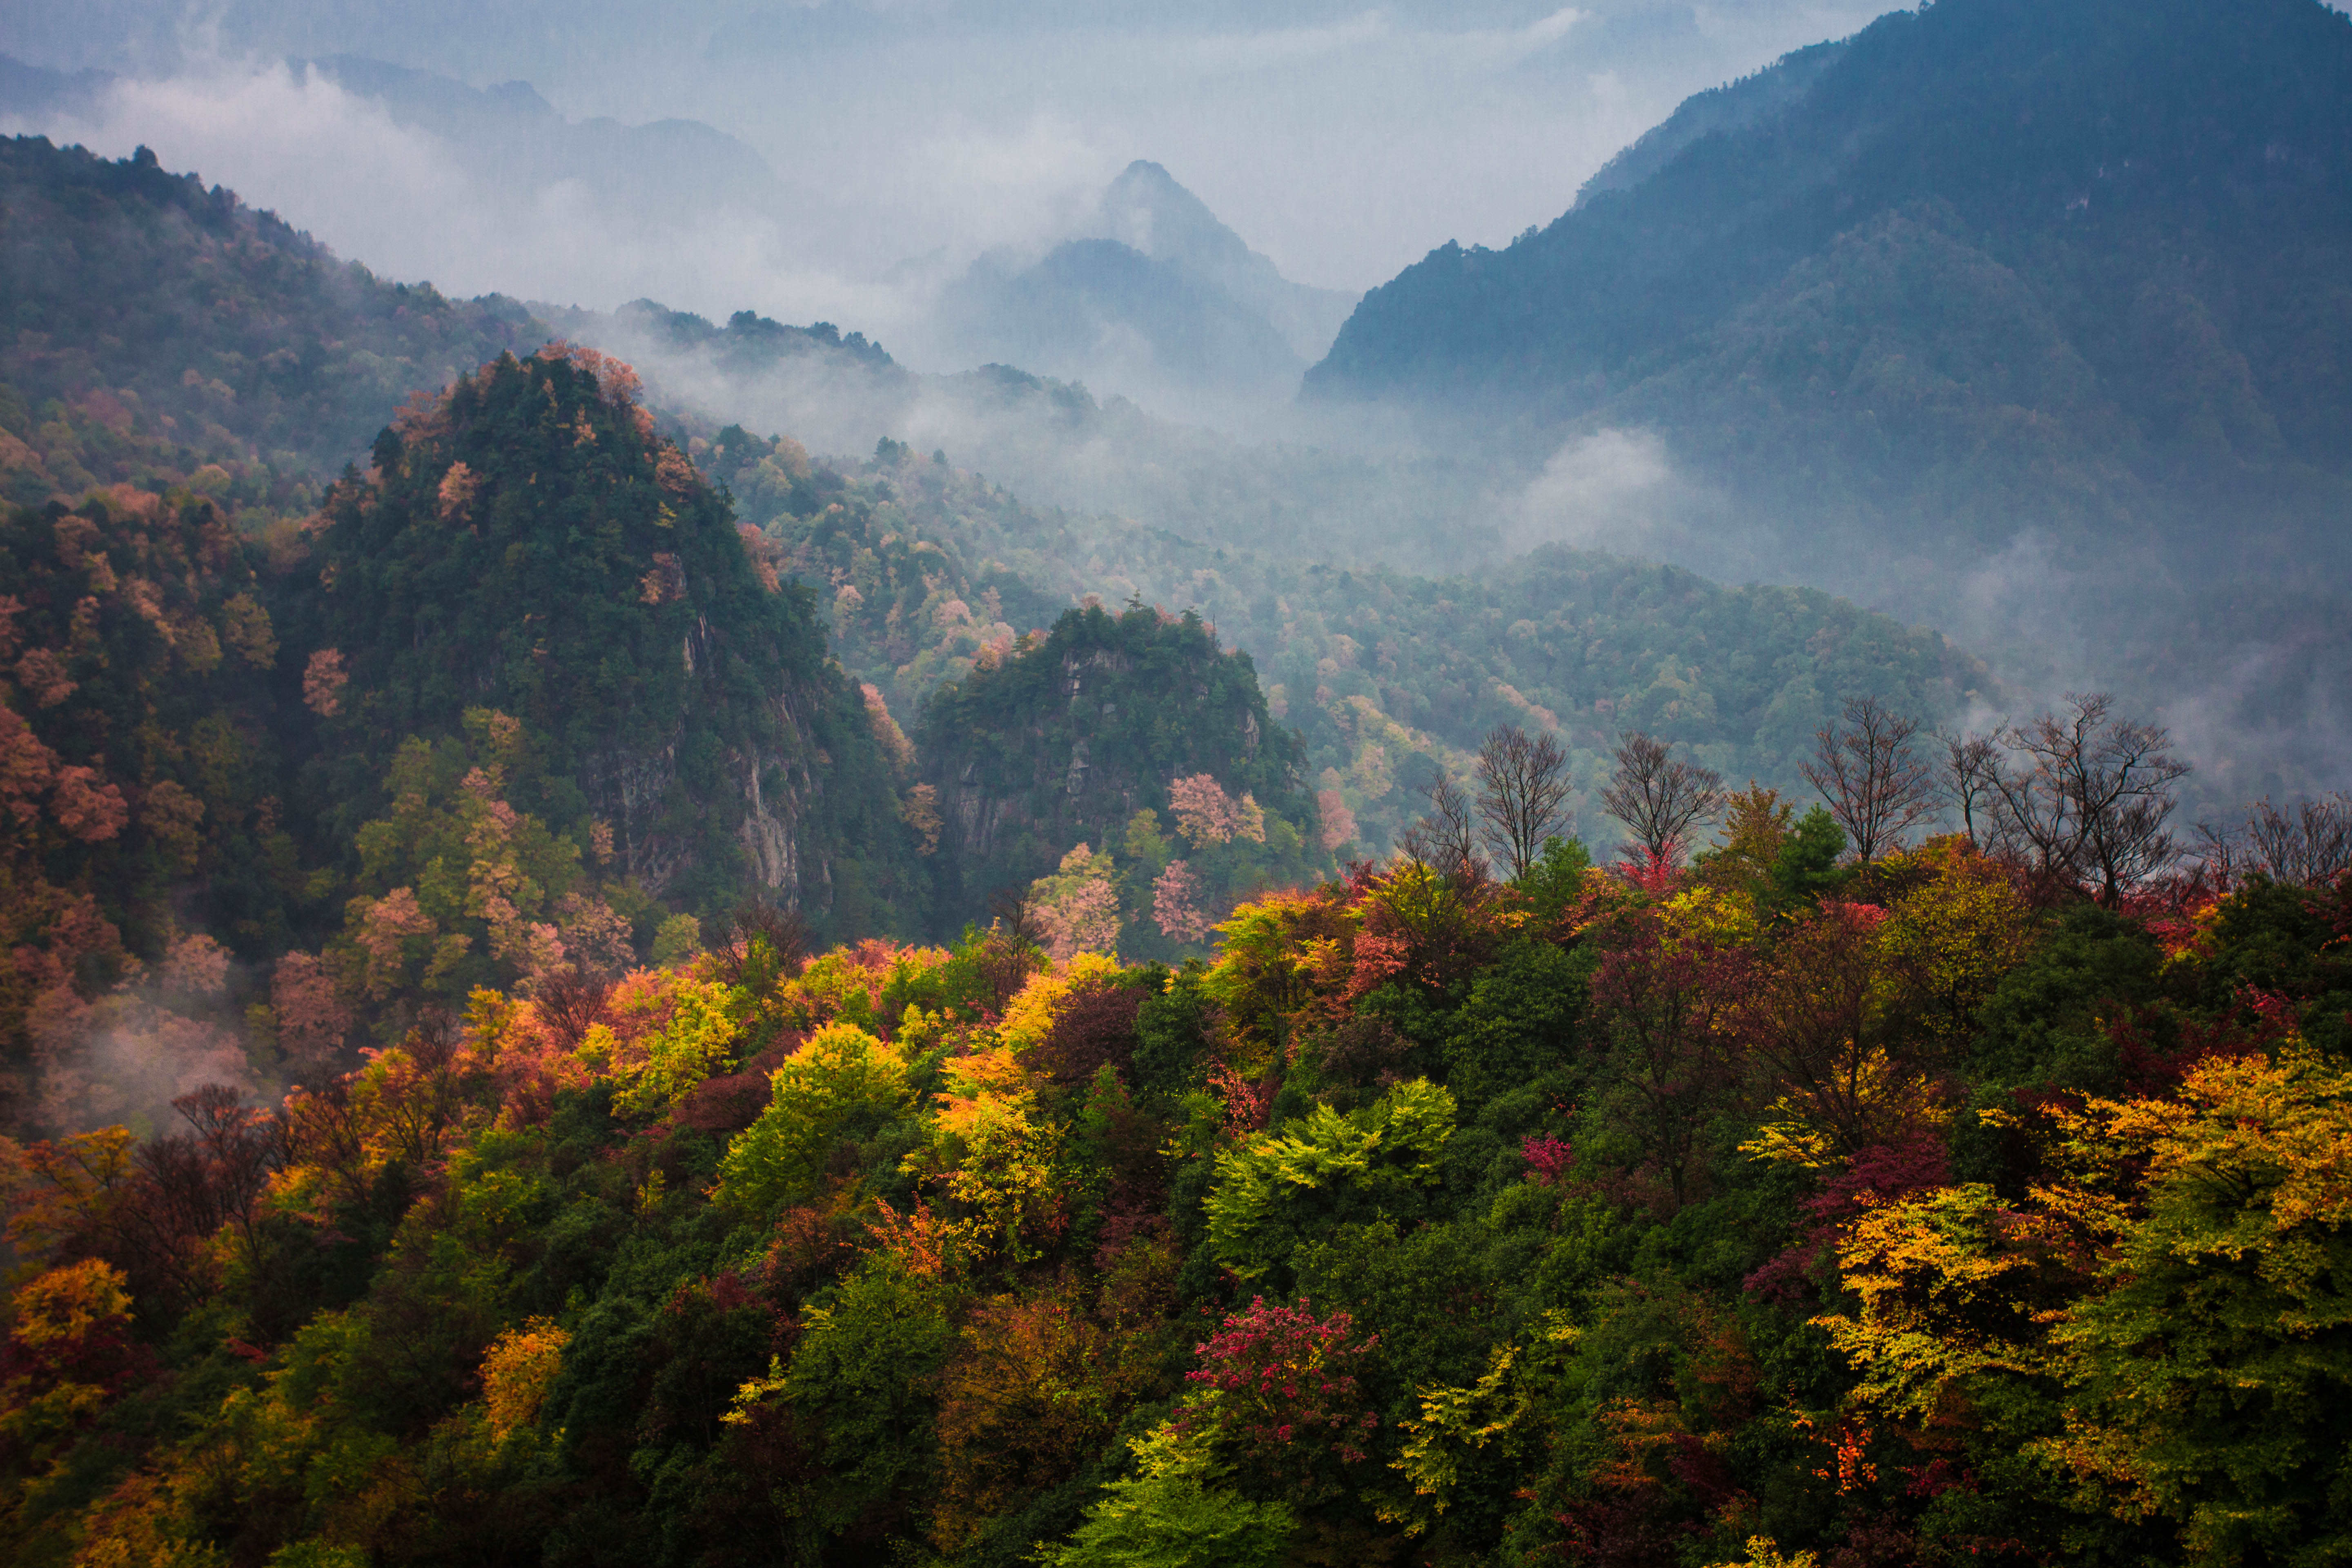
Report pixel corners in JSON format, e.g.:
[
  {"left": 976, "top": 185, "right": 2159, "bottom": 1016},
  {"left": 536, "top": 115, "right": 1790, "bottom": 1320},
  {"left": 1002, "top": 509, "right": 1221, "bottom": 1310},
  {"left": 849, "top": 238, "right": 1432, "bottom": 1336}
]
[
  {"left": 1309, "top": 0, "right": 2352, "bottom": 545},
  {"left": 922, "top": 160, "right": 1358, "bottom": 414},
  {"left": 1090, "top": 160, "right": 1357, "bottom": 366},
  {"left": 1302, "top": 0, "right": 2352, "bottom": 799},
  {"left": 295, "top": 56, "right": 808, "bottom": 231},
  {"left": 0, "top": 52, "right": 108, "bottom": 120},
  {"left": 0, "top": 134, "right": 542, "bottom": 482}
]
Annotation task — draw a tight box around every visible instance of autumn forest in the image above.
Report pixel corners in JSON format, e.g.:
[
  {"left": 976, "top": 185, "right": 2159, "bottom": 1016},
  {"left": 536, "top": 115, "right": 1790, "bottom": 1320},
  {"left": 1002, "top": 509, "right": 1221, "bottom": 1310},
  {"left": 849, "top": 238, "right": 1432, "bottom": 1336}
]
[{"left": 7, "top": 3, "right": 2352, "bottom": 1564}]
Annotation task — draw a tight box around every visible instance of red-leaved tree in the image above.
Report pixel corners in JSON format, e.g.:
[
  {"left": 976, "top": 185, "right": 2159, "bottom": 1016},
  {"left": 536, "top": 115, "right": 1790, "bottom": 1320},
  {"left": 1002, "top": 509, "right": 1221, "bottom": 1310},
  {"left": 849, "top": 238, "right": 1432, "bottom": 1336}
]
[{"left": 1174, "top": 1296, "right": 1382, "bottom": 1503}]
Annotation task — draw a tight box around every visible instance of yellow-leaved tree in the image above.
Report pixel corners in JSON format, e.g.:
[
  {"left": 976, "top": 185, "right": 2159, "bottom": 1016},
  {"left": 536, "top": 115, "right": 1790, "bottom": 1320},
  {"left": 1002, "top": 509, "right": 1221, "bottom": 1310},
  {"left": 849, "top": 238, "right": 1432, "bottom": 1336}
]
[
  {"left": 715, "top": 1022, "right": 910, "bottom": 1216},
  {"left": 1814, "top": 1043, "right": 2352, "bottom": 1562}
]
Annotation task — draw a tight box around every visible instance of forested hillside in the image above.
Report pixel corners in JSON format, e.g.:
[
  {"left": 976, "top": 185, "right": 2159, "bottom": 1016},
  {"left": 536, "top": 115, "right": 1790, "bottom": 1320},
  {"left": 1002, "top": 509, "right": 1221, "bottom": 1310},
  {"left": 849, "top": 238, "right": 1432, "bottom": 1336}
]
[
  {"left": 915, "top": 601, "right": 1327, "bottom": 950},
  {"left": 1309, "top": 0, "right": 2352, "bottom": 581},
  {"left": 0, "top": 137, "right": 542, "bottom": 483},
  {"left": 0, "top": 340, "right": 920, "bottom": 1138},
  {"left": 694, "top": 432, "right": 1987, "bottom": 858},
  {"left": 6, "top": 784, "right": 2347, "bottom": 1565},
  {"left": 289, "top": 345, "right": 917, "bottom": 926}
]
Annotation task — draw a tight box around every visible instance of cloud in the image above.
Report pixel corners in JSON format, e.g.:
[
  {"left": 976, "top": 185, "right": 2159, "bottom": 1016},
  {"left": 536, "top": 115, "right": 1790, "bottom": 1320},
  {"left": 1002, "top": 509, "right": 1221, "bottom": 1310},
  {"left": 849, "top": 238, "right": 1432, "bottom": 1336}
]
[
  {"left": 904, "top": 113, "right": 1125, "bottom": 258},
  {"left": 20, "top": 60, "right": 468, "bottom": 241},
  {"left": 1509, "top": 427, "right": 1681, "bottom": 554},
  {"left": 5, "top": 58, "right": 905, "bottom": 324},
  {"left": 1175, "top": 13, "right": 1396, "bottom": 75}
]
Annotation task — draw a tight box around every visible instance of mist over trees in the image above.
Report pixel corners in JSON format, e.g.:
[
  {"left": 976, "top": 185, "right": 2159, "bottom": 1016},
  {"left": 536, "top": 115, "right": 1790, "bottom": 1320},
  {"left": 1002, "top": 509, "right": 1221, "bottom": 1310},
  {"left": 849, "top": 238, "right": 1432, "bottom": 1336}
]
[
  {"left": 1306, "top": 0, "right": 2352, "bottom": 806},
  {"left": 3, "top": 2, "right": 2352, "bottom": 1556}
]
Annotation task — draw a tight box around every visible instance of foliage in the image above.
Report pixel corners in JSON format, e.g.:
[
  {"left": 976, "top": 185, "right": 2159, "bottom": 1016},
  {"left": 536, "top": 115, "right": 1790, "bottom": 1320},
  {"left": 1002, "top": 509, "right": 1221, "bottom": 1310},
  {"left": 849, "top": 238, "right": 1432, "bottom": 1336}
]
[
  {"left": 714, "top": 1022, "right": 908, "bottom": 1216},
  {"left": 916, "top": 601, "right": 1323, "bottom": 936},
  {"left": 2038, "top": 1047, "right": 2352, "bottom": 1563},
  {"left": 0, "top": 823, "right": 2346, "bottom": 1566},
  {"left": 1205, "top": 1080, "right": 1454, "bottom": 1279},
  {"left": 1039, "top": 1440, "right": 1296, "bottom": 1568}
]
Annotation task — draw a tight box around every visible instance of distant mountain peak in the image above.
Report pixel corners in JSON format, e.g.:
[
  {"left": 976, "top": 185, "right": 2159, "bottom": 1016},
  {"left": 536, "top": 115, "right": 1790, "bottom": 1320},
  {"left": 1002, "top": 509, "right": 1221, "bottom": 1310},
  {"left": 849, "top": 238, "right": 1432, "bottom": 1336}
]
[
  {"left": 920, "top": 155, "right": 1358, "bottom": 409},
  {"left": 483, "top": 79, "right": 557, "bottom": 118},
  {"left": 1093, "top": 159, "right": 1260, "bottom": 281}
]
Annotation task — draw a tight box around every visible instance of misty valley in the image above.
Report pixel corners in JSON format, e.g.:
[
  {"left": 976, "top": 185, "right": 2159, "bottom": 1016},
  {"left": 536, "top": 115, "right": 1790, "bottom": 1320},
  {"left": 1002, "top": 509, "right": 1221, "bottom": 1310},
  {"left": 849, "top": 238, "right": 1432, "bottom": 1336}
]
[{"left": 1, "top": 0, "right": 2350, "bottom": 1565}]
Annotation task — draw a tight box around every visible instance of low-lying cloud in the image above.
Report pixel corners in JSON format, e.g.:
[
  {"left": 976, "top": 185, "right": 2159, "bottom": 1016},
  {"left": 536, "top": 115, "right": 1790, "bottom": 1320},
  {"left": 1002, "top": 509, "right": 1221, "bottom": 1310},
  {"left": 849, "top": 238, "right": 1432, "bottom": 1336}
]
[
  {"left": 5, "top": 58, "right": 909, "bottom": 327},
  {"left": 1507, "top": 426, "right": 1757, "bottom": 569}
]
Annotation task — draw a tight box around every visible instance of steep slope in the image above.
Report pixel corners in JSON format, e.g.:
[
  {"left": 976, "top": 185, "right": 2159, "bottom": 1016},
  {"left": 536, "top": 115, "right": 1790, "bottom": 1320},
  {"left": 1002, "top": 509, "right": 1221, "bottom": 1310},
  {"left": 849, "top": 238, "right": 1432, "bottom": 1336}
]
[
  {"left": 1572, "top": 39, "right": 1847, "bottom": 208},
  {"left": 0, "top": 136, "right": 543, "bottom": 480},
  {"left": 286, "top": 345, "right": 922, "bottom": 927},
  {"left": 915, "top": 603, "right": 1321, "bottom": 924},
  {"left": 1308, "top": 0, "right": 2352, "bottom": 567}
]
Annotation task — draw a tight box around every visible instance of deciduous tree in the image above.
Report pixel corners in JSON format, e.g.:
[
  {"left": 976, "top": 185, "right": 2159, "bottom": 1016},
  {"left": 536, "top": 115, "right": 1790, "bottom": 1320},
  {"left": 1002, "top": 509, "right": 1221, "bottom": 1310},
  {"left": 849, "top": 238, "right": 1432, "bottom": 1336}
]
[
  {"left": 1601, "top": 732, "right": 1722, "bottom": 867},
  {"left": 1802, "top": 697, "right": 1936, "bottom": 864},
  {"left": 1475, "top": 723, "right": 1573, "bottom": 880}
]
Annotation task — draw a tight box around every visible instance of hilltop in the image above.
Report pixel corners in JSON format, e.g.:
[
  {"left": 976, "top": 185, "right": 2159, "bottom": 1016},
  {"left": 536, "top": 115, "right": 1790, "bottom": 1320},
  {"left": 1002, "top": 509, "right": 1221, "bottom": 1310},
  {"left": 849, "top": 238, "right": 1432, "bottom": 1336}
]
[{"left": 916, "top": 601, "right": 1325, "bottom": 938}]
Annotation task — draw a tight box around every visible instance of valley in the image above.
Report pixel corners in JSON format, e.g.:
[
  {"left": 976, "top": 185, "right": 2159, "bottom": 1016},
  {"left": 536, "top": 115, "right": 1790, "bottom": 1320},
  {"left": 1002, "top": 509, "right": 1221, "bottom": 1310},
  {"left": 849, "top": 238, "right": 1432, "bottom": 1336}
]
[{"left": 0, "top": 3, "right": 2348, "bottom": 1564}]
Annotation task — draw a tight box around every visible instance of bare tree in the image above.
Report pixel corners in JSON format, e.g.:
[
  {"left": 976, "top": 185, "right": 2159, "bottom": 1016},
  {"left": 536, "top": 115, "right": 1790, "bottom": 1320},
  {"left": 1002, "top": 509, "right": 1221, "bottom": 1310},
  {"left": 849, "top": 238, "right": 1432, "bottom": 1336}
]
[
  {"left": 978, "top": 886, "right": 1050, "bottom": 1010},
  {"left": 1991, "top": 694, "right": 2191, "bottom": 905},
  {"left": 121, "top": 1086, "right": 284, "bottom": 1307},
  {"left": 1802, "top": 697, "right": 1938, "bottom": 862},
  {"left": 1940, "top": 731, "right": 2010, "bottom": 855},
  {"left": 534, "top": 964, "right": 615, "bottom": 1048},
  {"left": 2241, "top": 795, "right": 2352, "bottom": 884},
  {"left": 1400, "top": 773, "right": 1481, "bottom": 880},
  {"left": 2191, "top": 817, "right": 2250, "bottom": 887},
  {"left": 715, "top": 901, "right": 812, "bottom": 992},
  {"left": 1600, "top": 731, "right": 1723, "bottom": 865},
  {"left": 1474, "top": 723, "right": 1574, "bottom": 880},
  {"left": 986, "top": 886, "right": 1047, "bottom": 951}
]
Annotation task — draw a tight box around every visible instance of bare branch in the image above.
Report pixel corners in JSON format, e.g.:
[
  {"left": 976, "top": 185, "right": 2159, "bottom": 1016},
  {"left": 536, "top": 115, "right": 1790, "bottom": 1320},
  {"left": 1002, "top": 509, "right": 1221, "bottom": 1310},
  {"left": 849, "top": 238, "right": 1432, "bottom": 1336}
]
[
  {"left": 1400, "top": 773, "right": 1482, "bottom": 881},
  {"left": 1474, "top": 723, "right": 1574, "bottom": 880},
  {"left": 1600, "top": 731, "right": 1724, "bottom": 866},
  {"left": 1991, "top": 693, "right": 2190, "bottom": 905},
  {"left": 1801, "top": 697, "right": 1937, "bottom": 863},
  {"left": 987, "top": 886, "right": 1045, "bottom": 952},
  {"left": 2241, "top": 794, "right": 2352, "bottom": 885},
  {"left": 1939, "top": 731, "right": 2009, "bottom": 855}
]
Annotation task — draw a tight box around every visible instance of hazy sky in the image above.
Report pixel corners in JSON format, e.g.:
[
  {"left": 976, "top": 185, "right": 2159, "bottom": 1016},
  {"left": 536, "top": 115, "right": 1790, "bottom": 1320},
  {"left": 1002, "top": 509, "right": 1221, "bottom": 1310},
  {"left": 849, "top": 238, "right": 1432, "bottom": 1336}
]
[{"left": 2, "top": 0, "right": 1891, "bottom": 327}]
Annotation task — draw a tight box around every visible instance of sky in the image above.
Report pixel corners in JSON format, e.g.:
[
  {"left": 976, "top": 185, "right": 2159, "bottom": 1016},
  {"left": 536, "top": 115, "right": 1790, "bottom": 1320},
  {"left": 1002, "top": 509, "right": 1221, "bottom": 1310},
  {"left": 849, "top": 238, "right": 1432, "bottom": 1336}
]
[{"left": 0, "top": 1, "right": 1894, "bottom": 330}]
